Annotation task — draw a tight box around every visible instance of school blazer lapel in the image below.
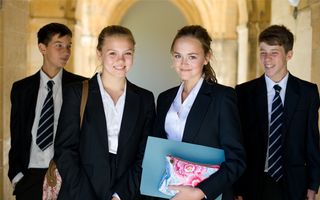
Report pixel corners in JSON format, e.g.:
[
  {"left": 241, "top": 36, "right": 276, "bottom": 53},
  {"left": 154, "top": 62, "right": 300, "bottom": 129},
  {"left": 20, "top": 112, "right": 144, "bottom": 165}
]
[
  {"left": 182, "top": 81, "right": 211, "bottom": 143},
  {"left": 117, "top": 81, "right": 139, "bottom": 155},
  {"left": 282, "top": 74, "right": 299, "bottom": 139},
  {"left": 25, "top": 72, "right": 41, "bottom": 136},
  {"left": 87, "top": 76, "right": 109, "bottom": 152},
  {"left": 254, "top": 76, "right": 269, "bottom": 151}
]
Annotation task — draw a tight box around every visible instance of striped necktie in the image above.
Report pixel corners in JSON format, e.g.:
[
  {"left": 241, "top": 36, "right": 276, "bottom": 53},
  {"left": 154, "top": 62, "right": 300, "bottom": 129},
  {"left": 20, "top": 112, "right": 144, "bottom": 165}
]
[
  {"left": 267, "top": 84, "right": 284, "bottom": 182},
  {"left": 36, "top": 80, "right": 54, "bottom": 151}
]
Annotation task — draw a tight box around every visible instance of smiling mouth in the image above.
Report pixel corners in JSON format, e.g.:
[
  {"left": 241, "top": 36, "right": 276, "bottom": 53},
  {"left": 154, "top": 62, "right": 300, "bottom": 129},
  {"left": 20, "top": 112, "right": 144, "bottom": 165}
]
[
  {"left": 113, "top": 65, "right": 126, "bottom": 70},
  {"left": 180, "top": 68, "right": 192, "bottom": 71},
  {"left": 265, "top": 64, "right": 274, "bottom": 69}
]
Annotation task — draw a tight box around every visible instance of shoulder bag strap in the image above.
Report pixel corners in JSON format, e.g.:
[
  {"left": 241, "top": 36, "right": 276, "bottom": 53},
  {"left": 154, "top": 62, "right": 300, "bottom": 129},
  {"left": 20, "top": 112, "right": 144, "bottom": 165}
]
[{"left": 80, "top": 80, "right": 89, "bottom": 128}]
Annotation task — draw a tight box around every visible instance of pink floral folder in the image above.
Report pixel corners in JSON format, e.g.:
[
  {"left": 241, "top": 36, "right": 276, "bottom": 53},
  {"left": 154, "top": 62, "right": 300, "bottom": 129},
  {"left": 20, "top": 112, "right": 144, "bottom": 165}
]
[
  {"left": 159, "top": 155, "right": 220, "bottom": 196},
  {"left": 141, "top": 136, "right": 224, "bottom": 199}
]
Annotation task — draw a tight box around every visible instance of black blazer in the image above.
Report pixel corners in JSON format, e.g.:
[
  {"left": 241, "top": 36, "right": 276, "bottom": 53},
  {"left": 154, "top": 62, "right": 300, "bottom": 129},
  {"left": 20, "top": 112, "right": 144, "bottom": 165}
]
[
  {"left": 54, "top": 74, "right": 155, "bottom": 200},
  {"left": 235, "top": 74, "right": 320, "bottom": 200},
  {"left": 8, "top": 69, "right": 86, "bottom": 181},
  {"left": 153, "top": 81, "right": 246, "bottom": 200}
]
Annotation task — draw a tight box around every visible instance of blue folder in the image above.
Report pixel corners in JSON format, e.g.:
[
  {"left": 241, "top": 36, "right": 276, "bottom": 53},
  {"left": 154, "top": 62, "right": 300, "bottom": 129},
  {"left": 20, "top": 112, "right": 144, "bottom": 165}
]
[{"left": 140, "top": 136, "right": 225, "bottom": 199}]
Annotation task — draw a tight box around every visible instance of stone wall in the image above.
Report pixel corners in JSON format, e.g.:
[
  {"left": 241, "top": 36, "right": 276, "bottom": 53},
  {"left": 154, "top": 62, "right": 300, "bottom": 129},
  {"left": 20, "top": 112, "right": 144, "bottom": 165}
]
[{"left": 1, "top": 1, "right": 30, "bottom": 199}]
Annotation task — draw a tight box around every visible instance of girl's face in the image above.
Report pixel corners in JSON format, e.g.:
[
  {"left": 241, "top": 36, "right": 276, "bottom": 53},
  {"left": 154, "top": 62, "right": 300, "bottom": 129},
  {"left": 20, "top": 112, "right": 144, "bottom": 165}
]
[
  {"left": 97, "top": 35, "right": 134, "bottom": 78},
  {"left": 171, "top": 36, "right": 209, "bottom": 83}
]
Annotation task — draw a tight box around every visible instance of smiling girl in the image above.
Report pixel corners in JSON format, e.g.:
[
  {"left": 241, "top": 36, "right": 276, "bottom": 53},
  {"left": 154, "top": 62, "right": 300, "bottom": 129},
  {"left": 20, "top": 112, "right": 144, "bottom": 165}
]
[
  {"left": 54, "top": 25, "right": 155, "bottom": 200},
  {"left": 150, "top": 25, "right": 246, "bottom": 200}
]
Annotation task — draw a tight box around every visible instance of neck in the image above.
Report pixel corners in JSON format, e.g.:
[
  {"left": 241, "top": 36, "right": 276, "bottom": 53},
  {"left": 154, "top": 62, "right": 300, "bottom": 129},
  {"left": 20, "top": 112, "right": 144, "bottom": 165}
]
[
  {"left": 101, "top": 72, "right": 126, "bottom": 91},
  {"left": 41, "top": 65, "right": 61, "bottom": 79},
  {"left": 181, "top": 78, "right": 199, "bottom": 103},
  {"left": 183, "top": 77, "right": 200, "bottom": 94}
]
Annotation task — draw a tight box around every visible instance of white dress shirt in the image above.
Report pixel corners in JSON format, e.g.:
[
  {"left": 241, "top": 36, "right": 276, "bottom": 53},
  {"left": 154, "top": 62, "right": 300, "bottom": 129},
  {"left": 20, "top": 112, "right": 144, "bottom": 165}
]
[
  {"left": 264, "top": 72, "right": 288, "bottom": 172},
  {"left": 97, "top": 73, "right": 126, "bottom": 154},
  {"left": 165, "top": 78, "right": 204, "bottom": 141}
]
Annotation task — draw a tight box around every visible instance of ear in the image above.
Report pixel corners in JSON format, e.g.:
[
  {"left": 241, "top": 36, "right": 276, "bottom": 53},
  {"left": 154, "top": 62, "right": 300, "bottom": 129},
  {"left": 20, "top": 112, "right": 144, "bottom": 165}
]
[
  {"left": 286, "top": 50, "right": 293, "bottom": 61},
  {"left": 96, "top": 49, "right": 102, "bottom": 59},
  {"left": 38, "top": 43, "right": 46, "bottom": 55},
  {"left": 204, "top": 51, "right": 212, "bottom": 65}
]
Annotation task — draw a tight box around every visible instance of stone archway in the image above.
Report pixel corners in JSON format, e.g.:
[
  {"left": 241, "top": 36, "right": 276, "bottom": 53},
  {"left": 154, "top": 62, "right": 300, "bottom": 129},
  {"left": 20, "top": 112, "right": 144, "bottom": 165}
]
[{"left": 75, "top": 0, "right": 244, "bottom": 86}]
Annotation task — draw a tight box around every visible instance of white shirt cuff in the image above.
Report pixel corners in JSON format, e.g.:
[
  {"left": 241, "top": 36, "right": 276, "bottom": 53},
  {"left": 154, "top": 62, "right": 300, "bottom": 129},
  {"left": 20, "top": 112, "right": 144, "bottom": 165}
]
[
  {"left": 112, "top": 193, "right": 121, "bottom": 200},
  {"left": 12, "top": 172, "right": 24, "bottom": 188}
]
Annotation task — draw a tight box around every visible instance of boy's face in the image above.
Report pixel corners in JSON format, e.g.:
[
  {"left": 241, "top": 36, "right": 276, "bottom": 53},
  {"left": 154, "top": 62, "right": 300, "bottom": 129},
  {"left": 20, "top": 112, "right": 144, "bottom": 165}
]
[
  {"left": 259, "top": 42, "right": 292, "bottom": 82},
  {"left": 39, "top": 34, "right": 72, "bottom": 69}
]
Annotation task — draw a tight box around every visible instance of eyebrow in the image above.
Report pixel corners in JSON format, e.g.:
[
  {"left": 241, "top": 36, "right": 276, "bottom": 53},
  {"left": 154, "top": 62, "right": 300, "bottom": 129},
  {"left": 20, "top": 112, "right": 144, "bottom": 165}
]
[
  {"left": 260, "top": 48, "right": 280, "bottom": 51},
  {"left": 105, "top": 48, "right": 134, "bottom": 51},
  {"left": 172, "top": 52, "right": 199, "bottom": 55}
]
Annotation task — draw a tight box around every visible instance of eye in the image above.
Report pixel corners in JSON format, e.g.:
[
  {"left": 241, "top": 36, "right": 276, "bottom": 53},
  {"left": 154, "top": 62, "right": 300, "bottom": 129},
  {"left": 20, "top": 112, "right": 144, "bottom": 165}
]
[
  {"left": 260, "top": 52, "right": 267, "bottom": 56},
  {"left": 108, "top": 51, "right": 116, "bottom": 56},
  {"left": 173, "top": 54, "right": 181, "bottom": 59},
  {"left": 124, "top": 51, "right": 133, "bottom": 56},
  {"left": 188, "top": 55, "right": 197, "bottom": 60},
  {"left": 272, "top": 52, "right": 279, "bottom": 56},
  {"left": 55, "top": 43, "right": 63, "bottom": 48}
]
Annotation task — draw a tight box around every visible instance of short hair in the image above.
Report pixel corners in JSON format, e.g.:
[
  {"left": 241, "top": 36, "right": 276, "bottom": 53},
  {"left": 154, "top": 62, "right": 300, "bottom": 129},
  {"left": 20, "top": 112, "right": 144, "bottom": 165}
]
[
  {"left": 37, "top": 23, "right": 72, "bottom": 45},
  {"left": 97, "top": 25, "right": 135, "bottom": 51},
  {"left": 259, "top": 25, "right": 294, "bottom": 53}
]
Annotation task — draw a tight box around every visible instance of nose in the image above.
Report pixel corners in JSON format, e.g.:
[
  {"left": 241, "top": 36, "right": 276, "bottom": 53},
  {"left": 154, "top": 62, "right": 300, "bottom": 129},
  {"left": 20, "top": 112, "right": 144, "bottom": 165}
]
[
  {"left": 264, "top": 53, "right": 273, "bottom": 61},
  {"left": 181, "top": 57, "right": 189, "bottom": 65},
  {"left": 115, "top": 55, "right": 125, "bottom": 66},
  {"left": 63, "top": 46, "right": 71, "bottom": 56}
]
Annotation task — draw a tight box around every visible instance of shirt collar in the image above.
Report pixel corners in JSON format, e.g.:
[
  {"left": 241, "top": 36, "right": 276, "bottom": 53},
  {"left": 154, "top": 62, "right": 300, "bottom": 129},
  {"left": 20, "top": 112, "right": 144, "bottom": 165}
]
[
  {"left": 97, "top": 72, "right": 127, "bottom": 104},
  {"left": 40, "top": 68, "right": 63, "bottom": 88},
  {"left": 174, "top": 77, "right": 204, "bottom": 107},
  {"left": 265, "top": 72, "right": 289, "bottom": 93}
]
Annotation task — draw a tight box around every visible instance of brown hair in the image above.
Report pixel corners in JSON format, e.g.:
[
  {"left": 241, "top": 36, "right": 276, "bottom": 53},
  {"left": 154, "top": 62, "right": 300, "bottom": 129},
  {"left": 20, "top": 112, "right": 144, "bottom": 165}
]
[
  {"left": 171, "top": 25, "right": 217, "bottom": 83},
  {"left": 97, "top": 25, "right": 136, "bottom": 51},
  {"left": 37, "top": 23, "right": 72, "bottom": 45},
  {"left": 259, "top": 25, "right": 294, "bottom": 53}
]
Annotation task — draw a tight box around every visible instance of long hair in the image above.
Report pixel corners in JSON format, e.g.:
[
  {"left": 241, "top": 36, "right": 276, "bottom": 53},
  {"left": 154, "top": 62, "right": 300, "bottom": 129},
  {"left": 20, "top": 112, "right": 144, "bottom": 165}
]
[{"left": 171, "top": 25, "right": 217, "bottom": 83}]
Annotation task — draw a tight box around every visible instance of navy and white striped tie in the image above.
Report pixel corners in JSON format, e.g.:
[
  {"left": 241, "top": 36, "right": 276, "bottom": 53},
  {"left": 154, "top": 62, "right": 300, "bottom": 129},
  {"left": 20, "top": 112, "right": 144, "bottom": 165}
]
[
  {"left": 267, "top": 84, "right": 284, "bottom": 182},
  {"left": 36, "top": 80, "right": 54, "bottom": 151}
]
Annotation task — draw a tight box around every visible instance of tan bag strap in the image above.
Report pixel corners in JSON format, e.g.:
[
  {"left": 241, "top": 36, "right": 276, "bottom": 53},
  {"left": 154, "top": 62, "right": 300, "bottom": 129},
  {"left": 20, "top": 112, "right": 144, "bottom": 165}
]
[
  {"left": 80, "top": 80, "right": 89, "bottom": 128},
  {"left": 45, "top": 80, "right": 89, "bottom": 188}
]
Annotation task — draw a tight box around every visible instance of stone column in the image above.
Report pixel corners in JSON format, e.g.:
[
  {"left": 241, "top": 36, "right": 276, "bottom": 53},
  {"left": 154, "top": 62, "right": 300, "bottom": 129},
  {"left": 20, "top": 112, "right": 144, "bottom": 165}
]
[
  {"left": 1, "top": 1, "right": 30, "bottom": 199},
  {"left": 310, "top": 0, "right": 320, "bottom": 87},
  {"left": 236, "top": 24, "right": 249, "bottom": 84}
]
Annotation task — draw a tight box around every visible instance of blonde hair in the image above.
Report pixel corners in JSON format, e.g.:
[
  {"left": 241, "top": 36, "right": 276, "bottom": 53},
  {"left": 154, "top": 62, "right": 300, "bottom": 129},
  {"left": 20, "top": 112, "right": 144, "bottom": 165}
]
[{"left": 97, "top": 25, "right": 135, "bottom": 51}]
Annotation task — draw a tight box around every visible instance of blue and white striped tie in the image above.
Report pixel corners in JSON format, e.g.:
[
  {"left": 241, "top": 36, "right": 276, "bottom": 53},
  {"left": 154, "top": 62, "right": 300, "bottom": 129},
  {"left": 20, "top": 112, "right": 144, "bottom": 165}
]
[
  {"left": 267, "top": 84, "right": 284, "bottom": 182},
  {"left": 36, "top": 80, "right": 54, "bottom": 151}
]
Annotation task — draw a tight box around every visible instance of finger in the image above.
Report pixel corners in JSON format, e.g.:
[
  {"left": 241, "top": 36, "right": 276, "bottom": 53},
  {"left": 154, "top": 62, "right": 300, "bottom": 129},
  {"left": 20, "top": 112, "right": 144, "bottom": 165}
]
[{"left": 168, "top": 185, "right": 181, "bottom": 190}]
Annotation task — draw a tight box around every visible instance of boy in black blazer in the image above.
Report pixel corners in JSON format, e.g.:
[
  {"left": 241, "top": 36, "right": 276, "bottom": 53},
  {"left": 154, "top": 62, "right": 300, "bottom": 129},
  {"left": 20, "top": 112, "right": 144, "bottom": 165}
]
[
  {"left": 8, "top": 22, "right": 86, "bottom": 200},
  {"left": 234, "top": 25, "right": 320, "bottom": 200}
]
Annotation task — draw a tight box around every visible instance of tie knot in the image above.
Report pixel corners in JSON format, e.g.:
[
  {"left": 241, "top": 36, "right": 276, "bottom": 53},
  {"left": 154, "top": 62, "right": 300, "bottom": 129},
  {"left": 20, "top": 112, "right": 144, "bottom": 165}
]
[
  {"left": 47, "top": 80, "right": 54, "bottom": 90},
  {"left": 274, "top": 84, "right": 281, "bottom": 93}
]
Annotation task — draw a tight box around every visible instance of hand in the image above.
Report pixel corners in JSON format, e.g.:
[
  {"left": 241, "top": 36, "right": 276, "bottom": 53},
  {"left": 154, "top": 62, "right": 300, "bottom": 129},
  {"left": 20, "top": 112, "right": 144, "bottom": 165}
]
[
  {"left": 169, "top": 185, "right": 205, "bottom": 200},
  {"left": 306, "top": 189, "right": 315, "bottom": 200},
  {"left": 234, "top": 196, "right": 243, "bottom": 200}
]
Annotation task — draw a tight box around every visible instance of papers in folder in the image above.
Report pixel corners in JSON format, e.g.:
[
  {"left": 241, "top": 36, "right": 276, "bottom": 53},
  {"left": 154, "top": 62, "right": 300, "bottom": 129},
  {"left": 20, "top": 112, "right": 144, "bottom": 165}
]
[{"left": 140, "top": 136, "right": 225, "bottom": 199}]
